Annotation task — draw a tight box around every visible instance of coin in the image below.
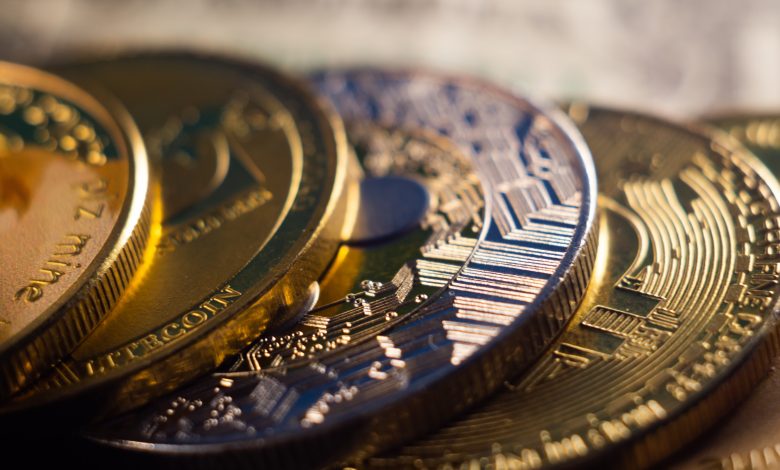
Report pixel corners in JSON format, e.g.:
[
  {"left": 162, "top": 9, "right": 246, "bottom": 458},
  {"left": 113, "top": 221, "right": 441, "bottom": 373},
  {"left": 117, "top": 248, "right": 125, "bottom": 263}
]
[
  {"left": 0, "top": 62, "right": 152, "bottom": 399},
  {"left": 711, "top": 114, "right": 780, "bottom": 175},
  {"left": 354, "top": 105, "right": 780, "bottom": 469},
  {"left": 3, "top": 54, "right": 349, "bottom": 419},
  {"left": 85, "top": 69, "right": 598, "bottom": 468},
  {"left": 665, "top": 114, "right": 780, "bottom": 470}
]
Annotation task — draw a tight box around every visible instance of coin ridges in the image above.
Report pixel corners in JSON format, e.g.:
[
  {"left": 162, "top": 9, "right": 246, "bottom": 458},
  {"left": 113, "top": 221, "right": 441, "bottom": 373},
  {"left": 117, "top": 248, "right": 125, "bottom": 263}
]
[
  {"left": 657, "top": 114, "right": 780, "bottom": 470},
  {"left": 366, "top": 107, "right": 780, "bottom": 469},
  {"left": 1, "top": 54, "right": 348, "bottom": 424},
  {"left": 3, "top": 194, "right": 153, "bottom": 393},
  {"left": 87, "top": 69, "right": 597, "bottom": 469},
  {"left": 0, "top": 62, "right": 152, "bottom": 398}
]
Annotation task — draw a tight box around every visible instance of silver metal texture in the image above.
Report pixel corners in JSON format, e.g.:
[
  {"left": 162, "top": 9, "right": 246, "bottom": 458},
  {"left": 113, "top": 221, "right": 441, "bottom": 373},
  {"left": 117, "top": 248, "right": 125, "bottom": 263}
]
[{"left": 87, "top": 69, "right": 598, "bottom": 468}]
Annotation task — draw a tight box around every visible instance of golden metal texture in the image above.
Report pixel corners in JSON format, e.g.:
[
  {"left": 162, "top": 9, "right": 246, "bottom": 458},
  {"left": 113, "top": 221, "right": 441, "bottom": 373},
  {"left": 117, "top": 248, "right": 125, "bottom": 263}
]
[
  {"left": 365, "top": 106, "right": 780, "bottom": 469},
  {"left": 0, "top": 62, "right": 152, "bottom": 399},
  {"left": 231, "top": 122, "right": 484, "bottom": 369},
  {"left": 664, "top": 114, "right": 780, "bottom": 470},
  {"left": 81, "top": 68, "right": 600, "bottom": 469},
  {"left": 3, "top": 53, "right": 350, "bottom": 419}
]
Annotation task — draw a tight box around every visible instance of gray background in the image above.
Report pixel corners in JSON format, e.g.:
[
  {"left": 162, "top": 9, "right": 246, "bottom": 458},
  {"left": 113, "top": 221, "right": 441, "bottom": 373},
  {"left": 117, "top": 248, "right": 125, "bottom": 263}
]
[{"left": 2, "top": 0, "right": 779, "bottom": 118}]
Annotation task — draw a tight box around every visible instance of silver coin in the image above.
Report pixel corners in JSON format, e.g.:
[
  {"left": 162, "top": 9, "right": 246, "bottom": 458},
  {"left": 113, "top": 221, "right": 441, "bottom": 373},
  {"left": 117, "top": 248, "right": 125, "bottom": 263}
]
[{"left": 87, "top": 69, "right": 598, "bottom": 468}]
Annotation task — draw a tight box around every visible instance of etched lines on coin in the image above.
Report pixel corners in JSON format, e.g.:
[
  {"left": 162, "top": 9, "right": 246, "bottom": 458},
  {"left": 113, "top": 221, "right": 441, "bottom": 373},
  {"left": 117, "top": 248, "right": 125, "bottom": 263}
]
[
  {"left": 366, "top": 107, "right": 780, "bottom": 470},
  {"left": 87, "top": 69, "right": 596, "bottom": 470}
]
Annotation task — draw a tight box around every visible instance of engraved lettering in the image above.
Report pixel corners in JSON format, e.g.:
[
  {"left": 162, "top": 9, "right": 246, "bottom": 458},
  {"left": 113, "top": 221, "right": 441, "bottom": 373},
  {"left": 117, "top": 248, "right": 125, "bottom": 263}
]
[
  {"left": 14, "top": 285, "right": 43, "bottom": 302},
  {"left": 14, "top": 234, "right": 90, "bottom": 302},
  {"left": 35, "top": 267, "right": 65, "bottom": 283},
  {"left": 210, "top": 285, "right": 242, "bottom": 306},
  {"left": 75, "top": 203, "right": 104, "bottom": 220},
  {"left": 76, "top": 178, "right": 108, "bottom": 199},
  {"left": 85, "top": 346, "right": 136, "bottom": 376},
  {"left": 73, "top": 177, "right": 109, "bottom": 220},
  {"left": 161, "top": 324, "right": 184, "bottom": 341},
  {"left": 46, "top": 260, "right": 70, "bottom": 267},
  {"left": 138, "top": 333, "right": 165, "bottom": 352},
  {"left": 157, "top": 188, "right": 272, "bottom": 253},
  {"left": 78, "top": 285, "right": 243, "bottom": 377},
  {"left": 182, "top": 310, "right": 208, "bottom": 328},
  {"left": 54, "top": 234, "right": 90, "bottom": 256}
]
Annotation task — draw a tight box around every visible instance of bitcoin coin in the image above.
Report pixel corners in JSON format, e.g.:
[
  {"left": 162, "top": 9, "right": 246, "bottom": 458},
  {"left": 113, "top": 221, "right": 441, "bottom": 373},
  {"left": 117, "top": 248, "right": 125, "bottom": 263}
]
[
  {"left": 86, "top": 69, "right": 597, "bottom": 468},
  {"left": 666, "top": 114, "right": 780, "bottom": 470},
  {"left": 354, "top": 106, "right": 780, "bottom": 469},
  {"left": 2, "top": 54, "right": 349, "bottom": 419},
  {"left": 711, "top": 114, "right": 780, "bottom": 175},
  {"left": 0, "top": 62, "right": 151, "bottom": 399}
]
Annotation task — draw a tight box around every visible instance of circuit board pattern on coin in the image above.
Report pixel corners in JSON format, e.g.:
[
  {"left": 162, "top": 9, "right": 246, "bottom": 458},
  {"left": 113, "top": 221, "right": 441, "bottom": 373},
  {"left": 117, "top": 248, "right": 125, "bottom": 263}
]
[
  {"left": 661, "top": 114, "right": 780, "bottom": 470},
  {"left": 1, "top": 55, "right": 348, "bottom": 423},
  {"left": 231, "top": 122, "right": 483, "bottom": 371},
  {"left": 91, "top": 70, "right": 597, "bottom": 468},
  {"left": 362, "top": 107, "right": 780, "bottom": 469}
]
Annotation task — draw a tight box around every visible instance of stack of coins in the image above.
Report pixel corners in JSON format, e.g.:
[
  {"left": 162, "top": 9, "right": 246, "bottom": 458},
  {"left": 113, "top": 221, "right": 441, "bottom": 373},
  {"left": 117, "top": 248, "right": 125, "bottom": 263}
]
[{"left": 1, "top": 52, "right": 779, "bottom": 470}]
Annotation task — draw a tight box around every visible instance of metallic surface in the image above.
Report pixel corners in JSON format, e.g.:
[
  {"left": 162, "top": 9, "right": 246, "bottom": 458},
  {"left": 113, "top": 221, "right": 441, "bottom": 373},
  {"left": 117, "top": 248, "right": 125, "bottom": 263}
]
[
  {"left": 86, "top": 70, "right": 597, "bottom": 468},
  {"left": 0, "top": 61, "right": 151, "bottom": 399},
  {"left": 361, "top": 106, "right": 780, "bottom": 469},
  {"left": 4, "top": 54, "right": 349, "bottom": 418},
  {"left": 666, "top": 114, "right": 780, "bottom": 470},
  {"left": 710, "top": 114, "right": 780, "bottom": 176}
]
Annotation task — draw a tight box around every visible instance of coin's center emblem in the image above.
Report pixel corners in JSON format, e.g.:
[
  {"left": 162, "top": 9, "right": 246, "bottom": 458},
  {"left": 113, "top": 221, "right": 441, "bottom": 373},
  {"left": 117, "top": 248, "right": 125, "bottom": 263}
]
[{"left": 149, "top": 93, "right": 277, "bottom": 225}]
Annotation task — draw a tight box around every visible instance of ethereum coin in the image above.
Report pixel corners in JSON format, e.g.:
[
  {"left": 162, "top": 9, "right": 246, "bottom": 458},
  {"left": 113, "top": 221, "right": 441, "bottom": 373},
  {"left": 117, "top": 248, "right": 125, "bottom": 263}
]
[{"left": 86, "top": 69, "right": 597, "bottom": 468}]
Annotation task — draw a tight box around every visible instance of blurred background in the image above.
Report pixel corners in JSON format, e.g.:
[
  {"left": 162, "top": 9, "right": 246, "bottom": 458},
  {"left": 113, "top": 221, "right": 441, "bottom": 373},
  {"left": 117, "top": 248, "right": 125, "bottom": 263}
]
[
  {"left": 2, "top": 0, "right": 779, "bottom": 118},
  {"left": 2, "top": 2, "right": 780, "bottom": 468}
]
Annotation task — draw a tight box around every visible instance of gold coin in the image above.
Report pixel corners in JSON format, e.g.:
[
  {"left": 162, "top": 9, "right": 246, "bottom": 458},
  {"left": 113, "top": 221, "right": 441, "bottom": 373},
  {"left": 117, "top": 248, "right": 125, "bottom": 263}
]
[
  {"left": 0, "top": 62, "right": 152, "bottom": 399},
  {"left": 365, "top": 106, "right": 780, "bottom": 469},
  {"left": 4, "top": 53, "right": 350, "bottom": 418},
  {"left": 710, "top": 113, "right": 780, "bottom": 174},
  {"left": 82, "top": 68, "right": 600, "bottom": 468},
  {"left": 665, "top": 113, "right": 780, "bottom": 470}
]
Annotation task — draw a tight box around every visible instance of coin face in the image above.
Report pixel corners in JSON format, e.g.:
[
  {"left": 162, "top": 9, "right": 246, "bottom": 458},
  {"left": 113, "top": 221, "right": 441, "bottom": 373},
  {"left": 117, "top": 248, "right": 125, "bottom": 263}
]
[
  {"left": 710, "top": 114, "right": 780, "bottom": 175},
  {"left": 665, "top": 114, "right": 780, "bottom": 470},
  {"left": 358, "top": 106, "right": 780, "bottom": 469},
  {"left": 86, "top": 69, "right": 597, "bottom": 468},
  {"left": 4, "top": 54, "right": 348, "bottom": 417},
  {"left": 0, "top": 62, "right": 151, "bottom": 399}
]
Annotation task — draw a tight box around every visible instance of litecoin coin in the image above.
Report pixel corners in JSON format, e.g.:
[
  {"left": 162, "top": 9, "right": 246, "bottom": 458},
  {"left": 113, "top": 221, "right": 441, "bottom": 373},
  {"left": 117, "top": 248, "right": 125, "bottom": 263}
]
[
  {"left": 665, "top": 113, "right": 780, "bottom": 470},
  {"left": 86, "top": 69, "right": 597, "bottom": 468},
  {"left": 4, "top": 54, "right": 349, "bottom": 419},
  {"left": 0, "top": 62, "right": 151, "bottom": 399},
  {"left": 364, "top": 106, "right": 780, "bottom": 469}
]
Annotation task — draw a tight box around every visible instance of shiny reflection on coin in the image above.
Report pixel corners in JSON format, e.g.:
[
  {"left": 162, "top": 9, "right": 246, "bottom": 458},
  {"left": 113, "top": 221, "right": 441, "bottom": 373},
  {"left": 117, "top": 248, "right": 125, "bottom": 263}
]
[
  {"left": 710, "top": 114, "right": 780, "bottom": 175},
  {"left": 87, "top": 69, "right": 597, "bottom": 468},
  {"left": 363, "top": 106, "right": 780, "bottom": 469},
  {"left": 0, "top": 62, "right": 151, "bottom": 399},
  {"left": 665, "top": 113, "right": 780, "bottom": 470},
  {"left": 3, "top": 54, "right": 349, "bottom": 418}
]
